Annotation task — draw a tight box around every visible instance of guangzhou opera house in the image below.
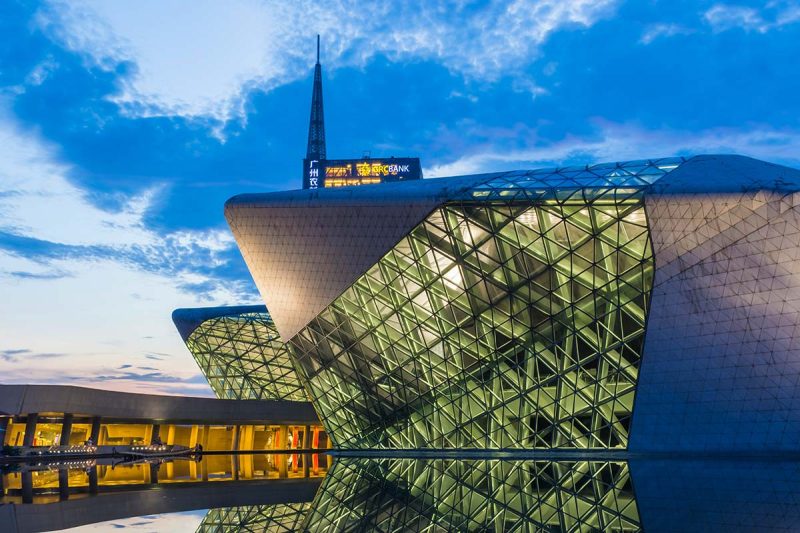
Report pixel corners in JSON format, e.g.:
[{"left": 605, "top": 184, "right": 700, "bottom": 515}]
[
  {"left": 214, "top": 154, "right": 800, "bottom": 453},
  {"left": 172, "top": 305, "right": 307, "bottom": 402}
]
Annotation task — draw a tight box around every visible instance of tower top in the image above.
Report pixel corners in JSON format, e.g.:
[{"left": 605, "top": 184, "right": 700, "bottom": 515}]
[{"left": 306, "top": 35, "right": 326, "bottom": 161}]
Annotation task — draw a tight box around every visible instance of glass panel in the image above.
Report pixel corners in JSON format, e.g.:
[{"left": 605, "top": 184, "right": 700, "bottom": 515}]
[
  {"left": 290, "top": 193, "right": 654, "bottom": 449},
  {"left": 305, "top": 458, "right": 640, "bottom": 532},
  {"left": 32, "top": 423, "right": 63, "bottom": 446},
  {"left": 198, "top": 503, "right": 312, "bottom": 532},
  {"left": 185, "top": 312, "right": 309, "bottom": 402},
  {"left": 4, "top": 421, "right": 26, "bottom": 447},
  {"left": 99, "top": 424, "right": 151, "bottom": 446},
  {"left": 68, "top": 423, "right": 92, "bottom": 446}
]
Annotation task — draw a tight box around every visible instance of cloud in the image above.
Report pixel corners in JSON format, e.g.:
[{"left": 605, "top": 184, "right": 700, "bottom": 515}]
[
  {"left": 777, "top": 4, "right": 800, "bottom": 25},
  {"left": 60, "top": 370, "right": 214, "bottom": 398},
  {"left": 1, "top": 349, "right": 31, "bottom": 362},
  {"left": 9, "top": 269, "right": 71, "bottom": 280},
  {"left": 25, "top": 56, "right": 59, "bottom": 87},
  {"left": 72, "top": 370, "right": 204, "bottom": 384},
  {"left": 639, "top": 23, "right": 694, "bottom": 44},
  {"left": 0, "top": 109, "right": 243, "bottom": 286},
  {"left": 35, "top": 0, "right": 618, "bottom": 123},
  {"left": 425, "top": 121, "right": 800, "bottom": 177},
  {"left": 0, "top": 110, "right": 259, "bottom": 395},
  {"left": 29, "top": 352, "right": 69, "bottom": 359},
  {"left": 0, "top": 129, "right": 235, "bottom": 272},
  {"left": 1, "top": 349, "right": 31, "bottom": 356},
  {"left": 704, "top": 2, "right": 800, "bottom": 33},
  {"left": 0, "top": 348, "right": 67, "bottom": 363}
]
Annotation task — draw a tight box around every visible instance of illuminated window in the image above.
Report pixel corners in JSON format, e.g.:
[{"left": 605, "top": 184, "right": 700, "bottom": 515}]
[
  {"left": 184, "top": 312, "right": 308, "bottom": 402},
  {"left": 287, "top": 159, "right": 686, "bottom": 449},
  {"left": 305, "top": 459, "right": 640, "bottom": 531}
]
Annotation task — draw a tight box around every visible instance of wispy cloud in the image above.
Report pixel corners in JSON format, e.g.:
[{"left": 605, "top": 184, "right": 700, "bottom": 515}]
[
  {"left": 61, "top": 369, "right": 214, "bottom": 397},
  {"left": 29, "top": 352, "right": 69, "bottom": 359},
  {"left": 70, "top": 369, "right": 203, "bottom": 384},
  {"left": 0, "top": 109, "right": 248, "bottom": 295},
  {"left": 0, "top": 348, "right": 67, "bottom": 363},
  {"left": 704, "top": 2, "right": 800, "bottom": 33},
  {"left": 35, "top": 0, "right": 618, "bottom": 123},
  {"left": 1, "top": 349, "right": 31, "bottom": 362},
  {"left": 0, "top": 110, "right": 258, "bottom": 394},
  {"left": 640, "top": 23, "right": 694, "bottom": 44},
  {"left": 425, "top": 121, "right": 800, "bottom": 177},
  {"left": 9, "top": 269, "right": 71, "bottom": 280}
]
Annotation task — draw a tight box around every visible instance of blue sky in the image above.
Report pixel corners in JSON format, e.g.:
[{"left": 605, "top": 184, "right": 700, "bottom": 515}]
[{"left": 2, "top": 0, "right": 800, "bottom": 395}]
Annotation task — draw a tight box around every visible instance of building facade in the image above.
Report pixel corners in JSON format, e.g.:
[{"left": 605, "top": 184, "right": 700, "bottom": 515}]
[
  {"left": 0, "top": 384, "right": 320, "bottom": 451},
  {"left": 226, "top": 155, "right": 800, "bottom": 451},
  {"left": 305, "top": 458, "right": 639, "bottom": 531},
  {"left": 198, "top": 503, "right": 312, "bottom": 532},
  {"left": 173, "top": 305, "right": 308, "bottom": 402}
]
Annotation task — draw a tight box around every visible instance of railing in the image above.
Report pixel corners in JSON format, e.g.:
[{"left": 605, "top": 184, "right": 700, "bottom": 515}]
[{"left": 33, "top": 445, "right": 98, "bottom": 456}]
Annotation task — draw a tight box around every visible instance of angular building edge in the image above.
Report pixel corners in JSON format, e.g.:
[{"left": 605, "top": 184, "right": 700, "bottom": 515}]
[
  {"left": 172, "top": 304, "right": 267, "bottom": 342},
  {"left": 227, "top": 154, "right": 800, "bottom": 452},
  {"left": 171, "top": 304, "right": 311, "bottom": 403}
]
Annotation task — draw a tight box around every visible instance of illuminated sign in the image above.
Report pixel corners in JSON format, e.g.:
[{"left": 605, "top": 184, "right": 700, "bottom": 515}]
[
  {"left": 306, "top": 160, "right": 320, "bottom": 189},
  {"left": 325, "top": 165, "right": 352, "bottom": 178},
  {"left": 303, "top": 157, "right": 421, "bottom": 189},
  {"left": 355, "top": 162, "right": 411, "bottom": 177}
]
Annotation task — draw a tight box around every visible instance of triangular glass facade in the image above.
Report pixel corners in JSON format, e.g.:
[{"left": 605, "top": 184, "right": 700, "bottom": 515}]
[
  {"left": 288, "top": 160, "right": 682, "bottom": 449},
  {"left": 198, "top": 502, "right": 311, "bottom": 532},
  {"left": 186, "top": 311, "right": 308, "bottom": 402},
  {"left": 305, "top": 458, "right": 640, "bottom": 531}
]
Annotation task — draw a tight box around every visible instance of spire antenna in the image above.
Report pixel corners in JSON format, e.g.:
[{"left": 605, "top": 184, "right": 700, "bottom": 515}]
[{"left": 305, "top": 35, "right": 326, "bottom": 161}]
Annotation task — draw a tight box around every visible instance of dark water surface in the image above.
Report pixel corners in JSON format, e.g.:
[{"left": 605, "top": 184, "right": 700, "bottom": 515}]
[{"left": 2, "top": 453, "right": 799, "bottom": 531}]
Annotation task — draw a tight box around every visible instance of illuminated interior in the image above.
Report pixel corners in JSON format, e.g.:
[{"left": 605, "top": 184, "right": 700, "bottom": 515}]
[
  {"left": 4, "top": 421, "right": 25, "bottom": 446},
  {"left": 1, "top": 452, "right": 332, "bottom": 502},
  {"left": 184, "top": 311, "right": 308, "bottom": 402},
  {"left": 305, "top": 458, "right": 640, "bottom": 531},
  {"left": 198, "top": 503, "right": 313, "bottom": 532},
  {"left": 68, "top": 423, "right": 92, "bottom": 445},
  {"left": 98, "top": 424, "right": 151, "bottom": 446},
  {"left": 325, "top": 177, "right": 381, "bottom": 187},
  {"left": 288, "top": 161, "right": 683, "bottom": 449},
  {"left": 1, "top": 414, "right": 327, "bottom": 453}
]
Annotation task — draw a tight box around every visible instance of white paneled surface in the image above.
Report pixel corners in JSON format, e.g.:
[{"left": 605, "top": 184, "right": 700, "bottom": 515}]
[
  {"left": 632, "top": 189, "right": 800, "bottom": 451},
  {"left": 226, "top": 199, "right": 442, "bottom": 340}
]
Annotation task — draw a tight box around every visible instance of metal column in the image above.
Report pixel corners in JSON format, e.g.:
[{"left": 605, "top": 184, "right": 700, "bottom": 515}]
[
  {"left": 22, "top": 413, "right": 38, "bottom": 447},
  {"left": 61, "top": 413, "right": 74, "bottom": 446},
  {"left": 89, "top": 417, "right": 101, "bottom": 444}
]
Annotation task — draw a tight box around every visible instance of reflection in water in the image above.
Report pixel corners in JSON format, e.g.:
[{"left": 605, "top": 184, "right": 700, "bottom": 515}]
[
  {"left": 63, "top": 510, "right": 208, "bottom": 532},
  {"left": 304, "top": 458, "right": 640, "bottom": 532},
  {"left": 6, "top": 456, "right": 800, "bottom": 532},
  {"left": 198, "top": 502, "right": 312, "bottom": 532},
  {"left": 0, "top": 452, "right": 330, "bottom": 504},
  {"left": 631, "top": 459, "right": 800, "bottom": 533}
]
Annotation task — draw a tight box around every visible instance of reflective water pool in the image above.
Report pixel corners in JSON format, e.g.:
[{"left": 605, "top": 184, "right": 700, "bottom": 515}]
[
  {"left": 1, "top": 452, "right": 330, "bottom": 505},
  {"left": 2, "top": 454, "right": 800, "bottom": 532}
]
